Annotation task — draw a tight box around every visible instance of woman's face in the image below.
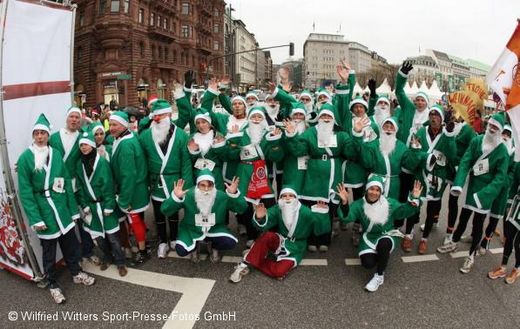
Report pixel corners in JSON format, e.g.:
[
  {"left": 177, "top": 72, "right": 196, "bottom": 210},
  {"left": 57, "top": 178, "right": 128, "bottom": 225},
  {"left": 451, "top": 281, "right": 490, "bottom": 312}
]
[{"left": 196, "top": 118, "right": 211, "bottom": 134}]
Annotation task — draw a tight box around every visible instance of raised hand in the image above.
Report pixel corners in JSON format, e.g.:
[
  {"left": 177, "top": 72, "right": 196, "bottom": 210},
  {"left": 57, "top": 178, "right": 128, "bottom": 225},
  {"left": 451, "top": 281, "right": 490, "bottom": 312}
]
[
  {"left": 316, "top": 201, "right": 328, "bottom": 209},
  {"left": 267, "top": 81, "right": 276, "bottom": 94},
  {"left": 278, "top": 67, "right": 290, "bottom": 84},
  {"left": 281, "top": 81, "right": 293, "bottom": 93},
  {"left": 336, "top": 59, "right": 350, "bottom": 83},
  {"left": 187, "top": 139, "right": 200, "bottom": 152},
  {"left": 34, "top": 223, "right": 48, "bottom": 232},
  {"left": 353, "top": 117, "right": 371, "bottom": 133},
  {"left": 368, "top": 79, "right": 377, "bottom": 95},
  {"left": 400, "top": 61, "right": 414, "bottom": 75},
  {"left": 411, "top": 180, "right": 423, "bottom": 199},
  {"left": 208, "top": 78, "right": 218, "bottom": 91},
  {"left": 225, "top": 176, "right": 240, "bottom": 195},
  {"left": 336, "top": 183, "right": 349, "bottom": 205},
  {"left": 283, "top": 119, "right": 296, "bottom": 135},
  {"left": 214, "top": 133, "right": 225, "bottom": 144},
  {"left": 254, "top": 203, "right": 267, "bottom": 218},
  {"left": 230, "top": 124, "right": 240, "bottom": 134},
  {"left": 184, "top": 70, "right": 196, "bottom": 88},
  {"left": 173, "top": 179, "right": 188, "bottom": 199}
]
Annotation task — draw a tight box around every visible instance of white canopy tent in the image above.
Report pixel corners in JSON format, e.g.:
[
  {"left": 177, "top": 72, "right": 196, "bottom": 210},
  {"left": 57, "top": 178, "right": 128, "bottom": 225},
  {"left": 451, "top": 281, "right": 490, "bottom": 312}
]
[
  {"left": 428, "top": 80, "right": 444, "bottom": 103},
  {"left": 376, "top": 78, "right": 392, "bottom": 96}
]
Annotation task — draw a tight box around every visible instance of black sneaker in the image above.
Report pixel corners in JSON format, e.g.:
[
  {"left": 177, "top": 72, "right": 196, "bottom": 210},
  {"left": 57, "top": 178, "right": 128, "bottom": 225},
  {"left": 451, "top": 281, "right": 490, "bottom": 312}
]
[{"left": 133, "top": 251, "right": 149, "bottom": 265}]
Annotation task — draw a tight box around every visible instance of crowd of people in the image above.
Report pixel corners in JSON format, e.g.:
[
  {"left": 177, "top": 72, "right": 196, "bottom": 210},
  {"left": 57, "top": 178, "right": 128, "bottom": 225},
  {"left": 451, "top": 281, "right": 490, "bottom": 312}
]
[{"left": 17, "top": 59, "right": 520, "bottom": 304}]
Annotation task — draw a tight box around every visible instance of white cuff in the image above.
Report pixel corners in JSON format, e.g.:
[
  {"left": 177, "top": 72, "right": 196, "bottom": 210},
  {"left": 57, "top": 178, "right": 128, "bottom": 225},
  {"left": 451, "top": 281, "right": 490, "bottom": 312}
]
[
  {"left": 335, "top": 89, "right": 350, "bottom": 95},
  {"left": 443, "top": 127, "right": 456, "bottom": 137},
  {"left": 311, "top": 205, "right": 329, "bottom": 214},
  {"left": 265, "top": 132, "right": 282, "bottom": 141},
  {"left": 450, "top": 186, "right": 463, "bottom": 196},
  {"left": 271, "top": 87, "right": 280, "bottom": 98},
  {"left": 398, "top": 70, "right": 408, "bottom": 78},
  {"left": 473, "top": 192, "right": 482, "bottom": 209},
  {"left": 407, "top": 196, "right": 420, "bottom": 207},
  {"left": 188, "top": 147, "right": 201, "bottom": 155},
  {"left": 104, "top": 209, "right": 114, "bottom": 214},
  {"left": 252, "top": 212, "right": 268, "bottom": 227},
  {"left": 349, "top": 70, "right": 356, "bottom": 75},
  {"left": 226, "top": 189, "right": 240, "bottom": 199},
  {"left": 72, "top": 213, "right": 81, "bottom": 220},
  {"left": 352, "top": 128, "right": 364, "bottom": 138},
  {"left": 285, "top": 129, "right": 297, "bottom": 138},
  {"left": 226, "top": 132, "right": 243, "bottom": 140},
  {"left": 31, "top": 221, "right": 45, "bottom": 230},
  {"left": 184, "top": 86, "right": 192, "bottom": 93},
  {"left": 212, "top": 140, "right": 226, "bottom": 148},
  {"left": 172, "top": 193, "right": 185, "bottom": 203}
]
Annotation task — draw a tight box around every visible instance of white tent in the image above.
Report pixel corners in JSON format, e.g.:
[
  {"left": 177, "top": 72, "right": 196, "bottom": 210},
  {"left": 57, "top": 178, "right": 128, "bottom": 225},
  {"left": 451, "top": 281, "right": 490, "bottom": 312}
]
[
  {"left": 362, "top": 85, "right": 370, "bottom": 94},
  {"left": 376, "top": 78, "right": 392, "bottom": 95},
  {"left": 404, "top": 81, "right": 413, "bottom": 97},
  {"left": 428, "top": 80, "right": 444, "bottom": 102},
  {"left": 419, "top": 81, "right": 429, "bottom": 94},
  {"left": 353, "top": 82, "right": 363, "bottom": 96},
  {"left": 410, "top": 80, "right": 419, "bottom": 95}
]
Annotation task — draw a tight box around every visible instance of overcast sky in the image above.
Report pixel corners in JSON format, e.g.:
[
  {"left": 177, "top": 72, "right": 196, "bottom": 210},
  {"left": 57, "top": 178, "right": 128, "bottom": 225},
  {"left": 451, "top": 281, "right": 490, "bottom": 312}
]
[{"left": 226, "top": 0, "right": 520, "bottom": 66}]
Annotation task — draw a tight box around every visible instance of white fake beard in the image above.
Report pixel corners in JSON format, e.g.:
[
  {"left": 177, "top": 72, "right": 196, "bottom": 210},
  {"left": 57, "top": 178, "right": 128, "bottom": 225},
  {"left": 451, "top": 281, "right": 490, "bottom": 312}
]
[
  {"left": 247, "top": 121, "right": 266, "bottom": 145},
  {"left": 374, "top": 105, "right": 390, "bottom": 126},
  {"left": 266, "top": 104, "right": 280, "bottom": 119},
  {"left": 316, "top": 120, "right": 334, "bottom": 146},
  {"left": 293, "top": 119, "right": 307, "bottom": 134},
  {"left": 482, "top": 128, "right": 502, "bottom": 154},
  {"left": 227, "top": 115, "right": 247, "bottom": 132},
  {"left": 304, "top": 102, "right": 314, "bottom": 113},
  {"left": 195, "top": 187, "right": 217, "bottom": 217},
  {"left": 193, "top": 130, "right": 215, "bottom": 156},
  {"left": 363, "top": 195, "right": 389, "bottom": 225},
  {"left": 380, "top": 132, "right": 397, "bottom": 156},
  {"left": 503, "top": 137, "right": 514, "bottom": 155},
  {"left": 151, "top": 118, "right": 171, "bottom": 144},
  {"left": 32, "top": 145, "right": 49, "bottom": 170},
  {"left": 278, "top": 198, "right": 300, "bottom": 230}
]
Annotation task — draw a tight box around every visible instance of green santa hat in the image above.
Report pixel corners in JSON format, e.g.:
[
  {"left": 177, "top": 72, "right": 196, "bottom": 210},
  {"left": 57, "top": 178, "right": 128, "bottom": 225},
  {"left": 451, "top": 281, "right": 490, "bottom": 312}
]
[
  {"left": 415, "top": 91, "right": 429, "bottom": 106},
  {"left": 33, "top": 113, "right": 51, "bottom": 134},
  {"left": 316, "top": 88, "right": 331, "bottom": 100},
  {"left": 90, "top": 121, "right": 105, "bottom": 135},
  {"left": 109, "top": 111, "right": 129, "bottom": 128},
  {"left": 381, "top": 116, "right": 399, "bottom": 132},
  {"left": 151, "top": 99, "right": 172, "bottom": 116},
  {"left": 365, "top": 174, "right": 385, "bottom": 194},
  {"left": 349, "top": 96, "right": 368, "bottom": 112},
  {"left": 488, "top": 112, "right": 505, "bottom": 132},
  {"left": 376, "top": 96, "right": 391, "bottom": 106},
  {"left": 299, "top": 90, "right": 314, "bottom": 101},
  {"left": 248, "top": 106, "right": 266, "bottom": 120},
  {"left": 290, "top": 102, "right": 307, "bottom": 117},
  {"left": 78, "top": 131, "right": 96, "bottom": 148},
  {"left": 67, "top": 106, "right": 82, "bottom": 117},
  {"left": 245, "top": 92, "right": 259, "bottom": 102},
  {"left": 429, "top": 104, "right": 444, "bottom": 121},
  {"left": 194, "top": 111, "right": 212, "bottom": 124},
  {"left": 196, "top": 168, "right": 215, "bottom": 185},
  {"left": 231, "top": 95, "right": 247, "bottom": 106},
  {"left": 317, "top": 102, "right": 339, "bottom": 125}
]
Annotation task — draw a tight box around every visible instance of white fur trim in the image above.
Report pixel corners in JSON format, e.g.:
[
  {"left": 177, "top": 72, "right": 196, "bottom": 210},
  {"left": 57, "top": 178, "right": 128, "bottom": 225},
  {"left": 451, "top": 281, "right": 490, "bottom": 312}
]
[
  {"left": 196, "top": 175, "right": 215, "bottom": 184},
  {"left": 172, "top": 193, "right": 185, "bottom": 203},
  {"left": 443, "top": 127, "right": 456, "bottom": 137},
  {"left": 311, "top": 205, "right": 329, "bottom": 214},
  {"left": 79, "top": 138, "right": 96, "bottom": 148},
  {"left": 407, "top": 196, "right": 420, "bottom": 207},
  {"left": 285, "top": 129, "right": 297, "bottom": 138},
  {"left": 212, "top": 140, "right": 226, "bottom": 148},
  {"left": 31, "top": 221, "right": 45, "bottom": 230},
  {"left": 365, "top": 180, "right": 383, "bottom": 191},
  {"left": 426, "top": 153, "right": 435, "bottom": 172},
  {"left": 488, "top": 118, "right": 503, "bottom": 131},
  {"left": 450, "top": 186, "right": 463, "bottom": 196},
  {"left": 152, "top": 107, "right": 172, "bottom": 116},
  {"left": 207, "top": 87, "right": 219, "bottom": 96},
  {"left": 271, "top": 87, "right": 280, "bottom": 98},
  {"left": 318, "top": 109, "right": 334, "bottom": 119},
  {"left": 265, "top": 132, "right": 282, "bottom": 141},
  {"left": 335, "top": 89, "right": 350, "bottom": 95},
  {"left": 473, "top": 192, "right": 482, "bottom": 209},
  {"left": 33, "top": 124, "right": 50, "bottom": 134},
  {"left": 109, "top": 114, "right": 129, "bottom": 128},
  {"left": 188, "top": 147, "right": 201, "bottom": 155},
  {"left": 352, "top": 128, "right": 364, "bottom": 138},
  {"left": 226, "top": 132, "right": 243, "bottom": 140},
  {"left": 226, "top": 189, "right": 240, "bottom": 199},
  {"left": 67, "top": 107, "right": 82, "bottom": 116},
  {"left": 194, "top": 113, "right": 212, "bottom": 124},
  {"left": 104, "top": 209, "right": 114, "bottom": 214},
  {"left": 398, "top": 70, "right": 408, "bottom": 78},
  {"left": 279, "top": 188, "right": 297, "bottom": 197}
]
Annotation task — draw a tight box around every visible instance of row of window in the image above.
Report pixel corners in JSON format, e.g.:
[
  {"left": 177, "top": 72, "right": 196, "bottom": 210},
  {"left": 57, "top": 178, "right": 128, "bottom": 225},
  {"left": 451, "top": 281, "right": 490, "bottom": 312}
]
[{"left": 98, "top": 1, "right": 221, "bottom": 17}]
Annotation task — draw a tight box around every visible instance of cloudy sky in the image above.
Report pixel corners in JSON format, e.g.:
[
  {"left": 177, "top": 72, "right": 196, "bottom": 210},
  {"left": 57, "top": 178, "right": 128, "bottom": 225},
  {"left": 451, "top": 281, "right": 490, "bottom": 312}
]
[{"left": 226, "top": 0, "right": 520, "bottom": 66}]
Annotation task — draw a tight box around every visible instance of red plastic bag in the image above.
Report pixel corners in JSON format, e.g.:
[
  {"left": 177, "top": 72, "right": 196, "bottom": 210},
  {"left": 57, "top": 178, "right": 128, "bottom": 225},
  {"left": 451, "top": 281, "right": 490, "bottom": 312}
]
[{"left": 246, "top": 160, "right": 271, "bottom": 199}]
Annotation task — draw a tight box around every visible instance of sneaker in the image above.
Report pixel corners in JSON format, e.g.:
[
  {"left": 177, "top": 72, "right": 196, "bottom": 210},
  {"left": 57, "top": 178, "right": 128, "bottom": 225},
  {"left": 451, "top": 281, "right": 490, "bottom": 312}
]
[
  {"left": 418, "top": 239, "right": 427, "bottom": 255},
  {"left": 308, "top": 245, "right": 317, "bottom": 252},
  {"left": 437, "top": 241, "right": 458, "bottom": 254},
  {"left": 459, "top": 256, "right": 474, "bottom": 274},
  {"left": 319, "top": 245, "right": 329, "bottom": 252},
  {"left": 50, "top": 288, "right": 66, "bottom": 304},
  {"left": 478, "top": 247, "right": 487, "bottom": 257},
  {"left": 442, "top": 234, "right": 453, "bottom": 246},
  {"left": 207, "top": 242, "right": 221, "bottom": 263},
  {"left": 84, "top": 255, "right": 101, "bottom": 266},
  {"left": 117, "top": 265, "right": 128, "bottom": 277},
  {"left": 99, "top": 262, "right": 109, "bottom": 271},
  {"left": 73, "top": 272, "right": 96, "bottom": 286},
  {"left": 246, "top": 240, "right": 254, "bottom": 248},
  {"left": 505, "top": 268, "right": 520, "bottom": 284},
  {"left": 488, "top": 265, "right": 507, "bottom": 280},
  {"left": 401, "top": 236, "right": 413, "bottom": 252},
  {"left": 133, "top": 251, "right": 149, "bottom": 265},
  {"left": 420, "top": 224, "right": 425, "bottom": 232},
  {"left": 157, "top": 242, "right": 169, "bottom": 259},
  {"left": 229, "top": 264, "right": 250, "bottom": 283},
  {"left": 169, "top": 241, "right": 176, "bottom": 250},
  {"left": 460, "top": 235, "right": 473, "bottom": 243},
  {"left": 190, "top": 243, "right": 201, "bottom": 264},
  {"left": 365, "top": 273, "right": 384, "bottom": 292}
]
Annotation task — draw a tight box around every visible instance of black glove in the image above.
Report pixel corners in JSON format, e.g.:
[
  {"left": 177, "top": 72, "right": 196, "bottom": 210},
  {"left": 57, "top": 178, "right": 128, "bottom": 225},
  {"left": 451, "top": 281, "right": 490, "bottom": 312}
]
[
  {"left": 446, "top": 121, "right": 455, "bottom": 133},
  {"left": 400, "top": 61, "right": 413, "bottom": 75},
  {"left": 368, "top": 79, "right": 376, "bottom": 95},
  {"left": 184, "top": 70, "right": 195, "bottom": 89}
]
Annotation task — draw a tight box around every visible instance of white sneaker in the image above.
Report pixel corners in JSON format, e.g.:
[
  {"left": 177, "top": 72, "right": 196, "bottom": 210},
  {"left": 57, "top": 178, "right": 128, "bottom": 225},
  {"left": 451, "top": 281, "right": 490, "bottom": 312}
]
[
  {"left": 420, "top": 224, "right": 425, "bottom": 232},
  {"left": 157, "top": 242, "right": 169, "bottom": 259},
  {"left": 319, "top": 245, "right": 329, "bottom": 252},
  {"left": 436, "top": 241, "right": 458, "bottom": 254},
  {"left": 478, "top": 247, "right": 487, "bottom": 256},
  {"left": 442, "top": 234, "right": 453, "bottom": 246},
  {"left": 50, "top": 288, "right": 66, "bottom": 304},
  {"left": 308, "top": 245, "right": 317, "bottom": 252},
  {"left": 246, "top": 240, "right": 254, "bottom": 248},
  {"left": 169, "top": 241, "right": 176, "bottom": 250},
  {"left": 84, "top": 255, "right": 101, "bottom": 266},
  {"left": 365, "top": 273, "right": 384, "bottom": 292},
  {"left": 229, "top": 263, "right": 250, "bottom": 283},
  {"left": 460, "top": 235, "right": 473, "bottom": 243},
  {"left": 73, "top": 272, "right": 96, "bottom": 286},
  {"left": 460, "top": 256, "right": 474, "bottom": 274}
]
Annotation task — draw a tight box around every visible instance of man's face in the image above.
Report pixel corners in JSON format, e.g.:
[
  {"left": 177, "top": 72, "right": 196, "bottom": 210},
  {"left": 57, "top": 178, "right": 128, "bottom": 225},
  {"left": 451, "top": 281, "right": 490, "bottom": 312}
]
[
  {"left": 300, "top": 96, "right": 312, "bottom": 104},
  {"left": 197, "top": 180, "right": 214, "bottom": 193},
  {"left": 366, "top": 186, "right": 381, "bottom": 203},
  {"left": 488, "top": 123, "right": 500, "bottom": 135},
  {"left": 153, "top": 112, "right": 170, "bottom": 123},
  {"left": 66, "top": 112, "right": 81, "bottom": 131},
  {"left": 232, "top": 100, "right": 246, "bottom": 117},
  {"left": 429, "top": 112, "right": 442, "bottom": 129},
  {"left": 196, "top": 118, "right": 211, "bottom": 134},
  {"left": 377, "top": 101, "right": 389, "bottom": 110},
  {"left": 109, "top": 120, "right": 127, "bottom": 137},
  {"left": 502, "top": 130, "right": 512, "bottom": 141},
  {"left": 382, "top": 122, "right": 396, "bottom": 134},
  {"left": 94, "top": 128, "right": 105, "bottom": 145},
  {"left": 32, "top": 130, "right": 49, "bottom": 146},
  {"left": 318, "top": 113, "right": 333, "bottom": 123},
  {"left": 249, "top": 113, "right": 264, "bottom": 124},
  {"left": 317, "top": 94, "right": 329, "bottom": 104},
  {"left": 266, "top": 98, "right": 278, "bottom": 108},
  {"left": 414, "top": 97, "right": 427, "bottom": 110},
  {"left": 291, "top": 113, "right": 305, "bottom": 122},
  {"left": 352, "top": 104, "right": 366, "bottom": 117},
  {"left": 79, "top": 143, "right": 94, "bottom": 155},
  {"left": 280, "top": 193, "right": 296, "bottom": 202},
  {"left": 246, "top": 96, "right": 257, "bottom": 105}
]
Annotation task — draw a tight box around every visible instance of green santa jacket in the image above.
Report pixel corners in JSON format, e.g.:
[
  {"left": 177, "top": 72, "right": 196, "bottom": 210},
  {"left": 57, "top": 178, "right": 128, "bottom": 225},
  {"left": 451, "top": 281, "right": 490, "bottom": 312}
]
[
  {"left": 111, "top": 131, "right": 150, "bottom": 213},
  {"left": 447, "top": 122, "right": 477, "bottom": 181},
  {"left": 161, "top": 188, "right": 247, "bottom": 252},
  {"left": 252, "top": 203, "right": 331, "bottom": 265},
  {"left": 49, "top": 129, "right": 82, "bottom": 191},
  {"left": 452, "top": 135, "right": 509, "bottom": 214},
  {"left": 188, "top": 131, "right": 228, "bottom": 191},
  {"left": 339, "top": 195, "right": 421, "bottom": 256},
  {"left": 17, "top": 146, "right": 80, "bottom": 239},
  {"left": 139, "top": 123, "right": 193, "bottom": 201},
  {"left": 74, "top": 153, "right": 119, "bottom": 238}
]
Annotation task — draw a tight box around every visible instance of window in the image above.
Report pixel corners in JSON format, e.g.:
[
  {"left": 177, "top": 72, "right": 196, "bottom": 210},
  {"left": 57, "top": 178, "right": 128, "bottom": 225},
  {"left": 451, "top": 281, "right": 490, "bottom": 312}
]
[
  {"left": 182, "top": 2, "right": 189, "bottom": 15},
  {"left": 76, "top": 47, "right": 82, "bottom": 62},
  {"left": 138, "top": 8, "right": 144, "bottom": 24},
  {"left": 213, "top": 8, "right": 219, "bottom": 16},
  {"left": 213, "top": 40, "right": 219, "bottom": 50},
  {"left": 79, "top": 12, "right": 85, "bottom": 26},
  {"left": 110, "top": 0, "right": 119, "bottom": 12},
  {"left": 213, "top": 23, "right": 219, "bottom": 33},
  {"left": 164, "top": 18, "right": 168, "bottom": 30},
  {"left": 123, "top": 0, "right": 129, "bottom": 13},
  {"left": 157, "top": 15, "right": 161, "bottom": 27},
  {"left": 139, "top": 42, "right": 144, "bottom": 56},
  {"left": 150, "top": 12, "right": 154, "bottom": 26},
  {"left": 173, "top": 50, "right": 177, "bottom": 63},
  {"left": 98, "top": 0, "right": 106, "bottom": 14},
  {"left": 181, "top": 25, "right": 189, "bottom": 38}
]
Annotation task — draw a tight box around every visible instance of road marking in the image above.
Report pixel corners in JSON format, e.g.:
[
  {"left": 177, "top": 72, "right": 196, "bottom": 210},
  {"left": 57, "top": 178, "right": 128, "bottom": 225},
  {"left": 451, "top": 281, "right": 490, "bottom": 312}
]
[
  {"left": 402, "top": 254, "right": 439, "bottom": 263},
  {"left": 170, "top": 254, "right": 329, "bottom": 266},
  {"left": 221, "top": 256, "right": 242, "bottom": 264},
  {"left": 83, "top": 262, "right": 215, "bottom": 329},
  {"left": 345, "top": 258, "right": 361, "bottom": 266},
  {"left": 489, "top": 248, "right": 504, "bottom": 254},
  {"left": 450, "top": 251, "right": 468, "bottom": 258},
  {"left": 299, "top": 259, "right": 328, "bottom": 266},
  {"left": 168, "top": 251, "right": 208, "bottom": 261}
]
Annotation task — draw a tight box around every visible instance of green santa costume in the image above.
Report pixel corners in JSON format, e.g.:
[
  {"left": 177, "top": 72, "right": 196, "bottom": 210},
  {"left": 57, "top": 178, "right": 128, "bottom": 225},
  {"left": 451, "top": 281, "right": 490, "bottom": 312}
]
[
  {"left": 161, "top": 169, "right": 248, "bottom": 256},
  {"left": 90, "top": 122, "right": 112, "bottom": 162}
]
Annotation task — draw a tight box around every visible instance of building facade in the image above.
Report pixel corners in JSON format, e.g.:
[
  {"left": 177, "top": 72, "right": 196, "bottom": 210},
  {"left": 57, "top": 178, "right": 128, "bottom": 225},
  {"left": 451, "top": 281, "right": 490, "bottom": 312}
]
[{"left": 74, "top": 0, "right": 225, "bottom": 108}]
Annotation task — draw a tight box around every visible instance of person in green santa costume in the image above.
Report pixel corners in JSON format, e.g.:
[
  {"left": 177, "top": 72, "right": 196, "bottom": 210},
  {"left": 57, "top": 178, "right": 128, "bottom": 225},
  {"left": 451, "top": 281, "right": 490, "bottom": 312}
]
[
  {"left": 17, "top": 114, "right": 96, "bottom": 304},
  {"left": 74, "top": 131, "right": 128, "bottom": 277},
  {"left": 139, "top": 99, "right": 193, "bottom": 259},
  {"left": 90, "top": 121, "right": 112, "bottom": 161},
  {"left": 437, "top": 112, "right": 510, "bottom": 274},
  {"left": 229, "top": 187, "right": 330, "bottom": 283},
  {"left": 161, "top": 170, "right": 247, "bottom": 263},
  {"left": 336, "top": 175, "right": 423, "bottom": 292},
  {"left": 109, "top": 111, "right": 150, "bottom": 264}
]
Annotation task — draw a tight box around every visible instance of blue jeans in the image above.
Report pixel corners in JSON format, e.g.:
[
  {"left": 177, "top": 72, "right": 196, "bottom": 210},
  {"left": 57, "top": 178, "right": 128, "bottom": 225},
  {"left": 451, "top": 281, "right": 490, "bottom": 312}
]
[{"left": 95, "top": 232, "right": 125, "bottom": 266}]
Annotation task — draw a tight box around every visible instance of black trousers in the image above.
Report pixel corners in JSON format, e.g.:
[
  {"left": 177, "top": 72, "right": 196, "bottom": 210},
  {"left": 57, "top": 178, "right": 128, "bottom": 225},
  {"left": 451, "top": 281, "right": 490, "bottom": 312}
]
[
  {"left": 360, "top": 237, "right": 393, "bottom": 275},
  {"left": 41, "top": 229, "right": 82, "bottom": 289},
  {"left": 502, "top": 220, "right": 520, "bottom": 268},
  {"left": 152, "top": 199, "right": 179, "bottom": 244},
  {"left": 422, "top": 200, "right": 442, "bottom": 239},
  {"left": 452, "top": 208, "right": 487, "bottom": 256}
]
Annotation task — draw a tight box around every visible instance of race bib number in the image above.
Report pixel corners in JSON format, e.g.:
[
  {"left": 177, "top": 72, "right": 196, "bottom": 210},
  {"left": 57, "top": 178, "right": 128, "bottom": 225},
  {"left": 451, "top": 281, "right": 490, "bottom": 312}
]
[
  {"left": 240, "top": 144, "right": 259, "bottom": 161},
  {"left": 297, "top": 156, "right": 309, "bottom": 170},
  {"left": 318, "top": 135, "right": 337, "bottom": 148},
  {"left": 52, "top": 177, "right": 65, "bottom": 193},
  {"left": 194, "top": 158, "right": 216, "bottom": 171},
  {"left": 433, "top": 150, "right": 446, "bottom": 167},
  {"left": 473, "top": 159, "right": 489, "bottom": 176},
  {"left": 195, "top": 213, "right": 216, "bottom": 228}
]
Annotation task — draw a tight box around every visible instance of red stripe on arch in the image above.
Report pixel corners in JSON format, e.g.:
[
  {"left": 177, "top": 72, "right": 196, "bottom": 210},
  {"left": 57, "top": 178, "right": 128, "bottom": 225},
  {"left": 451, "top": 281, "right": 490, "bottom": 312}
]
[{"left": 3, "top": 81, "right": 70, "bottom": 100}]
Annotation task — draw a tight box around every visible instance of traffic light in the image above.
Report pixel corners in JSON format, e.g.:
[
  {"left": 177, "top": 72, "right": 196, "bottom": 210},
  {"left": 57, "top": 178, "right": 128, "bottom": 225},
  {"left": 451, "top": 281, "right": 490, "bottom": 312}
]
[{"left": 289, "top": 42, "right": 294, "bottom": 56}]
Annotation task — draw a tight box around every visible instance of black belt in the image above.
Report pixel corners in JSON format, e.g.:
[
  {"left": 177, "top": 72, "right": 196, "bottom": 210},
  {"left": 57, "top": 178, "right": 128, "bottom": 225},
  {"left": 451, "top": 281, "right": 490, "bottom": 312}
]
[{"left": 311, "top": 154, "right": 335, "bottom": 161}]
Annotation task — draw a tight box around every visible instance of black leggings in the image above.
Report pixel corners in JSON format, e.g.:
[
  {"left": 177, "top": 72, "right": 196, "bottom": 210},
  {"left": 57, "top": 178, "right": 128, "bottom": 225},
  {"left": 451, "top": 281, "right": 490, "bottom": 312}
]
[
  {"left": 152, "top": 199, "right": 179, "bottom": 244},
  {"left": 301, "top": 199, "right": 337, "bottom": 246},
  {"left": 395, "top": 172, "right": 415, "bottom": 229},
  {"left": 360, "top": 237, "right": 392, "bottom": 275},
  {"left": 422, "top": 199, "right": 442, "bottom": 239},
  {"left": 480, "top": 216, "right": 501, "bottom": 249},
  {"left": 502, "top": 220, "right": 520, "bottom": 268},
  {"left": 447, "top": 192, "right": 459, "bottom": 234},
  {"left": 452, "top": 208, "right": 487, "bottom": 256}
]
